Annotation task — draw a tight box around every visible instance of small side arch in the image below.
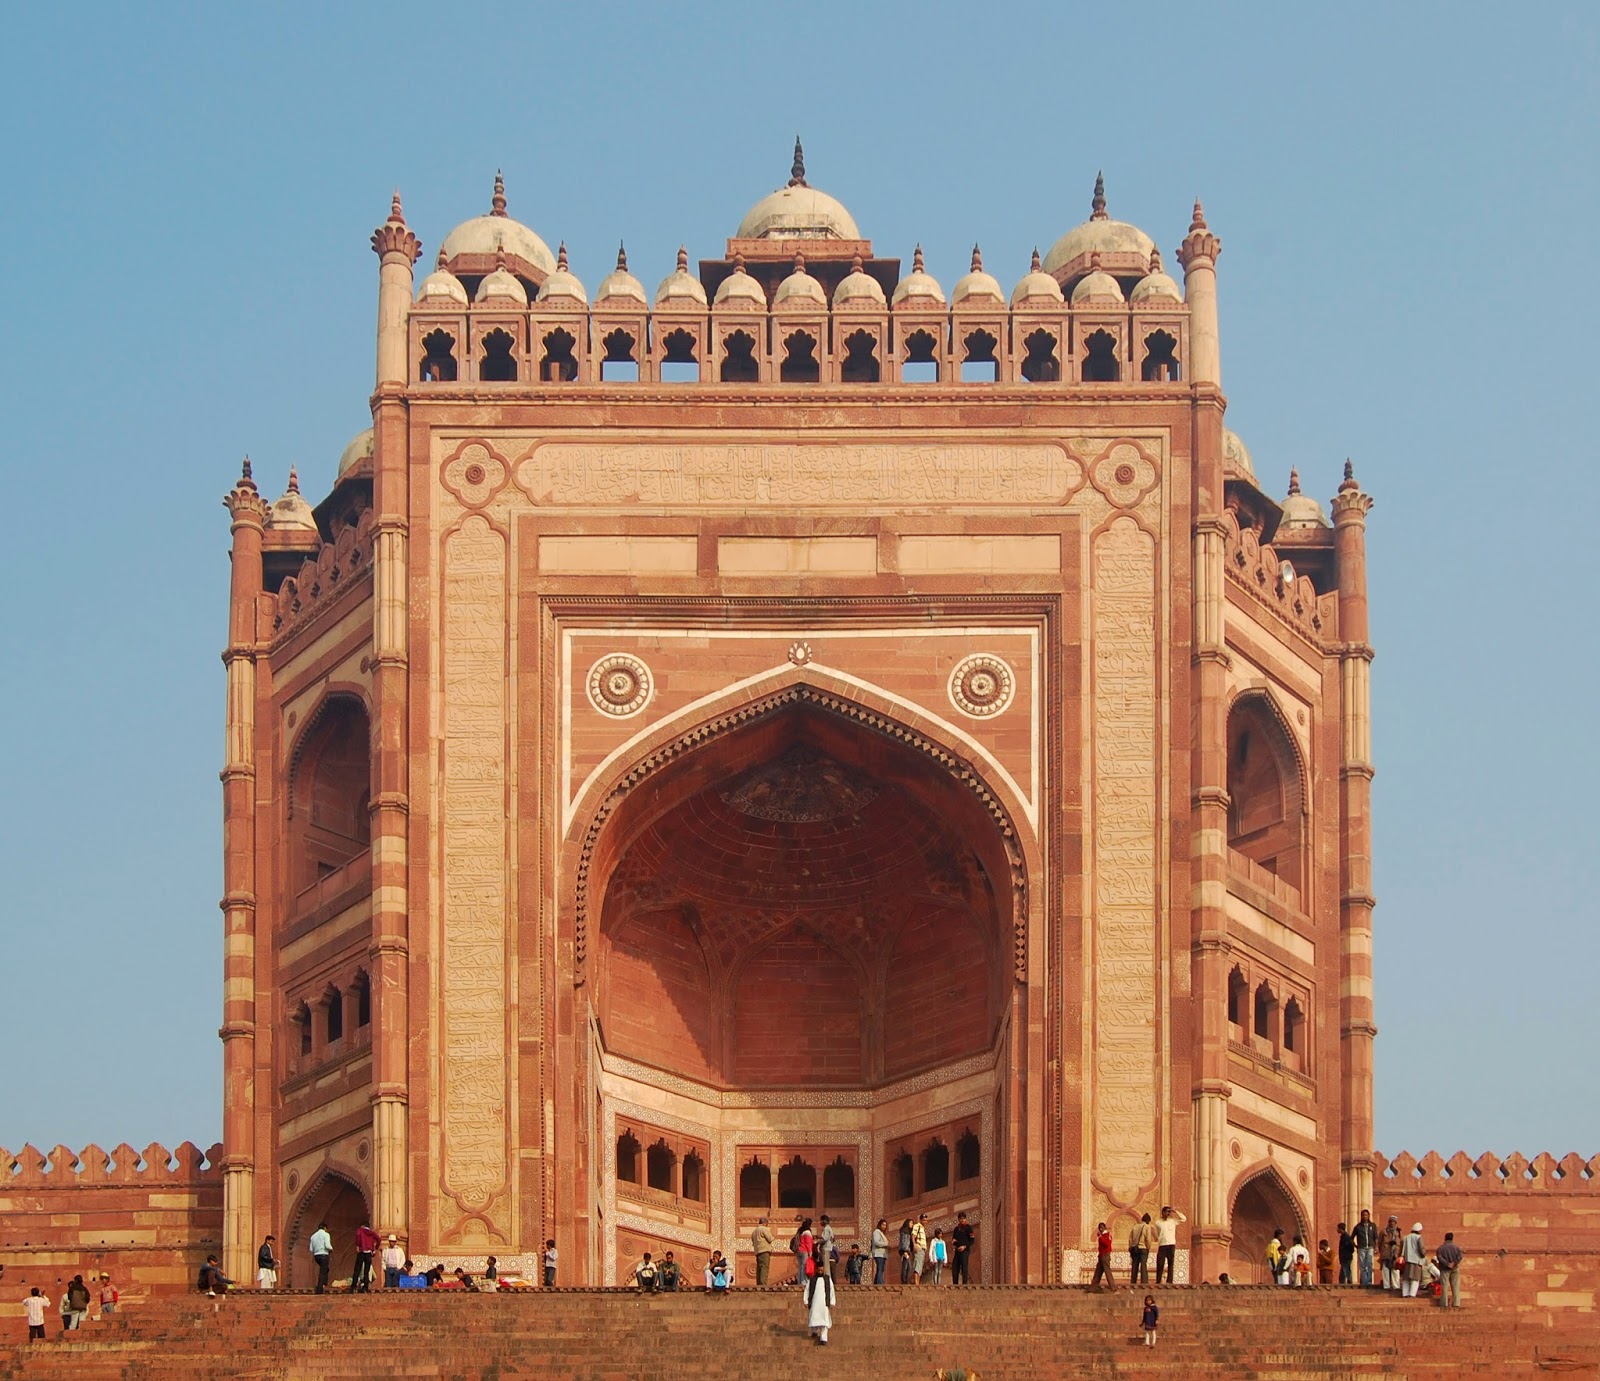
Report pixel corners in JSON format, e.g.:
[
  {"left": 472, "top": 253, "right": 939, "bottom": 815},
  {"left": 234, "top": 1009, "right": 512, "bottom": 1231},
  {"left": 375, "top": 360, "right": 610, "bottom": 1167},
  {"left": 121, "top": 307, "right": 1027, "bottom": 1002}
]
[
  {"left": 1226, "top": 1161, "right": 1310, "bottom": 1284},
  {"left": 1225, "top": 688, "right": 1308, "bottom": 893},
  {"left": 284, "top": 1162, "right": 371, "bottom": 1289}
]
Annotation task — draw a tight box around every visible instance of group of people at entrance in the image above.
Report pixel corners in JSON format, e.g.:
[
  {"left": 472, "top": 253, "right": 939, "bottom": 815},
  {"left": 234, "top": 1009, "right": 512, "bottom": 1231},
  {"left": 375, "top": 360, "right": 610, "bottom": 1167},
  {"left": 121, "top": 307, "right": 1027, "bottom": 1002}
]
[
  {"left": 244, "top": 1224, "right": 560, "bottom": 1293},
  {"left": 1091, "top": 1206, "right": 1186, "bottom": 1287},
  {"left": 1287, "top": 1211, "right": 1463, "bottom": 1305},
  {"left": 744, "top": 1210, "right": 977, "bottom": 1288}
]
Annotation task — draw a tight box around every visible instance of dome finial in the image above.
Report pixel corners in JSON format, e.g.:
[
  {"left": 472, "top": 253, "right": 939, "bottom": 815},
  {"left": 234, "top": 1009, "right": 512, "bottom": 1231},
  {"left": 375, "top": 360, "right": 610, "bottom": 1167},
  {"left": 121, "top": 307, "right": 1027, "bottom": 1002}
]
[
  {"left": 495, "top": 247, "right": 507, "bottom": 272},
  {"left": 240, "top": 455, "right": 253, "bottom": 483},
  {"left": 557, "top": 241, "right": 569, "bottom": 272},
  {"left": 913, "top": 243, "right": 925, "bottom": 273},
  {"left": 388, "top": 190, "right": 406, "bottom": 226},
  {"left": 789, "top": 135, "right": 807, "bottom": 188},
  {"left": 436, "top": 248, "right": 448, "bottom": 269},
  {"left": 1340, "top": 458, "right": 1358, "bottom": 492},
  {"left": 793, "top": 249, "right": 806, "bottom": 274},
  {"left": 851, "top": 252, "right": 863, "bottom": 274},
  {"left": 677, "top": 245, "right": 689, "bottom": 273},
  {"left": 971, "top": 244, "right": 983, "bottom": 273},
  {"left": 287, "top": 464, "right": 301, "bottom": 495},
  {"left": 1031, "top": 246, "right": 1042, "bottom": 272},
  {"left": 1149, "top": 246, "right": 1163, "bottom": 273},
  {"left": 1287, "top": 467, "right": 1301, "bottom": 496},
  {"left": 734, "top": 250, "right": 747, "bottom": 273},
  {"left": 1091, "top": 171, "right": 1108, "bottom": 221},
  {"left": 491, "top": 170, "right": 507, "bottom": 217},
  {"left": 616, "top": 242, "right": 628, "bottom": 272},
  {"left": 1189, "top": 198, "right": 1208, "bottom": 233}
]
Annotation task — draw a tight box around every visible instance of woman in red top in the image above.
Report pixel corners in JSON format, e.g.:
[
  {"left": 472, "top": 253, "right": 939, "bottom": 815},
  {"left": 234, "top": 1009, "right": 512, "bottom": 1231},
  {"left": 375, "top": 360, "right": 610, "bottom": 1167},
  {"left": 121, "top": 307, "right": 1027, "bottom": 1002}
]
[{"left": 1090, "top": 1223, "right": 1115, "bottom": 1289}]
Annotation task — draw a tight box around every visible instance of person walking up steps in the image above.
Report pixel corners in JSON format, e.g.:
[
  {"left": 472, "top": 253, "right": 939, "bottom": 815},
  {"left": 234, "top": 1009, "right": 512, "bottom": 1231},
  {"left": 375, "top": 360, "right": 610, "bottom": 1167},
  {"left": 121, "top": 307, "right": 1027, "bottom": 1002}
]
[
  {"left": 1154, "top": 1204, "right": 1185, "bottom": 1285},
  {"left": 1140, "top": 1293, "right": 1159, "bottom": 1347}
]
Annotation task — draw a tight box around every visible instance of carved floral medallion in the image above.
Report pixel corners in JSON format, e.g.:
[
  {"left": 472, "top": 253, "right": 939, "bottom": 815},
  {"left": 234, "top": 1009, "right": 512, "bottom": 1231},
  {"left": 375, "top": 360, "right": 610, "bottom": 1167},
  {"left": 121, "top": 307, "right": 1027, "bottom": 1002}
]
[
  {"left": 949, "top": 654, "right": 1016, "bottom": 719},
  {"left": 587, "top": 653, "right": 653, "bottom": 717}
]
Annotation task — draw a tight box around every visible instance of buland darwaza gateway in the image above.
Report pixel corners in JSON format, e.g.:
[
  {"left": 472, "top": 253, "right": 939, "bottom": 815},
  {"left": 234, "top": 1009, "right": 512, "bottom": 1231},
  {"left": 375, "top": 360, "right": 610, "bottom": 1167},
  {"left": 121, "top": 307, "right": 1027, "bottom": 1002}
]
[{"left": 215, "top": 144, "right": 1380, "bottom": 1290}]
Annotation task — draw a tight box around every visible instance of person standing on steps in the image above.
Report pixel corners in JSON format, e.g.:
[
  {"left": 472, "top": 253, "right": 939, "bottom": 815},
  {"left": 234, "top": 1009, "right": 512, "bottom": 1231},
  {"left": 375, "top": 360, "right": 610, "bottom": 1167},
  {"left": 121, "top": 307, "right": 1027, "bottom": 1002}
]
[
  {"left": 1127, "top": 1213, "right": 1153, "bottom": 1287},
  {"left": 1090, "top": 1222, "right": 1115, "bottom": 1288},
  {"left": 1379, "top": 1215, "right": 1402, "bottom": 1291},
  {"left": 352, "top": 1220, "right": 379, "bottom": 1293},
  {"left": 751, "top": 1216, "right": 774, "bottom": 1286},
  {"left": 1435, "top": 1232, "right": 1464, "bottom": 1308},
  {"left": 951, "top": 1211, "right": 976, "bottom": 1285},
  {"left": 309, "top": 1220, "right": 333, "bottom": 1294},
  {"left": 794, "top": 1217, "right": 815, "bottom": 1292},
  {"left": 24, "top": 1287, "right": 50, "bottom": 1343},
  {"left": 818, "top": 1214, "right": 836, "bottom": 1280},
  {"left": 910, "top": 1213, "right": 928, "bottom": 1284},
  {"left": 1140, "top": 1293, "right": 1159, "bottom": 1347},
  {"left": 871, "top": 1219, "right": 890, "bottom": 1284},
  {"left": 382, "top": 1235, "right": 404, "bottom": 1289},
  {"left": 897, "top": 1219, "right": 913, "bottom": 1283},
  {"left": 1352, "top": 1209, "right": 1378, "bottom": 1287},
  {"left": 1154, "top": 1204, "right": 1185, "bottom": 1285},
  {"left": 806, "top": 1237, "right": 836, "bottom": 1346},
  {"left": 929, "top": 1228, "right": 948, "bottom": 1284},
  {"left": 257, "top": 1234, "right": 279, "bottom": 1290},
  {"left": 1337, "top": 1222, "right": 1355, "bottom": 1285},
  {"left": 1400, "top": 1222, "right": 1428, "bottom": 1299},
  {"left": 543, "top": 1238, "right": 558, "bottom": 1287}
]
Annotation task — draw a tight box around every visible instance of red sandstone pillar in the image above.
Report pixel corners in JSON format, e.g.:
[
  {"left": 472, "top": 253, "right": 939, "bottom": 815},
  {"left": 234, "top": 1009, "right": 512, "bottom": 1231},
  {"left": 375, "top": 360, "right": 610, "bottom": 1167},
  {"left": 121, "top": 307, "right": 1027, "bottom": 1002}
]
[
  {"left": 1179, "top": 206, "right": 1232, "bottom": 1282},
  {"left": 368, "top": 195, "right": 420, "bottom": 1242},
  {"left": 1332, "top": 463, "right": 1377, "bottom": 1226},
  {"left": 220, "top": 459, "right": 267, "bottom": 1284}
]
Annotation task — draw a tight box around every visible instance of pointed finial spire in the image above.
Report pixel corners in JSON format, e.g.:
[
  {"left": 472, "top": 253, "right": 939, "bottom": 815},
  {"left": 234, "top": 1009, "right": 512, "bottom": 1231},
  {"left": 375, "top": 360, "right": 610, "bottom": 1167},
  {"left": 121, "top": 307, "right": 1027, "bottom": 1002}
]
[
  {"left": 1287, "top": 467, "right": 1301, "bottom": 496},
  {"left": 1091, "top": 171, "right": 1108, "bottom": 221},
  {"left": 388, "top": 190, "right": 406, "bottom": 226},
  {"left": 436, "top": 248, "right": 448, "bottom": 269},
  {"left": 1031, "top": 246, "right": 1042, "bottom": 272},
  {"left": 851, "top": 253, "right": 863, "bottom": 274},
  {"left": 912, "top": 244, "right": 925, "bottom": 273},
  {"left": 557, "top": 241, "right": 569, "bottom": 272},
  {"left": 491, "top": 170, "right": 507, "bottom": 217},
  {"left": 1149, "top": 247, "right": 1163, "bottom": 274},
  {"left": 241, "top": 455, "right": 253, "bottom": 483},
  {"left": 789, "top": 135, "right": 807, "bottom": 188},
  {"left": 793, "top": 249, "right": 806, "bottom": 274},
  {"left": 616, "top": 242, "right": 628, "bottom": 272},
  {"left": 1189, "top": 198, "right": 1208, "bottom": 233},
  {"left": 288, "top": 464, "right": 301, "bottom": 495},
  {"left": 734, "top": 251, "right": 747, "bottom": 273},
  {"left": 1340, "top": 458, "right": 1358, "bottom": 492},
  {"left": 494, "top": 247, "right": 507, "bottom": 273},
  {"left": 676, "top": 245, "right": 689, "bottom": 273},
  {"left": 1090, "top": 251, "right": 1102, "bottom": 270},
  {"left": 970, "top": 244, "right": 983, "bottom": 272}
]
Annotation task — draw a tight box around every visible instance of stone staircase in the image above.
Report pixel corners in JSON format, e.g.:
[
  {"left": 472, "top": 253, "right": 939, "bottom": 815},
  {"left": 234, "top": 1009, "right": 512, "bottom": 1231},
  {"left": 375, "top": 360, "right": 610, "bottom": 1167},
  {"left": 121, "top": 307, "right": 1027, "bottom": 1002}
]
[{"left": 3, "top": 1285, "right": 1596, "bottom": 1380}]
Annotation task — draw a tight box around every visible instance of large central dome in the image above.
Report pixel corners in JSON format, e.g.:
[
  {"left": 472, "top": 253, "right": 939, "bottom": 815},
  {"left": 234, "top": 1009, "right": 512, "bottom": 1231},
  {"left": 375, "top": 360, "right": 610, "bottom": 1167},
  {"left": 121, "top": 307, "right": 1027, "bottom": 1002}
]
[{"left": 735, "top": 138, "right": 860, "bottom": 241}]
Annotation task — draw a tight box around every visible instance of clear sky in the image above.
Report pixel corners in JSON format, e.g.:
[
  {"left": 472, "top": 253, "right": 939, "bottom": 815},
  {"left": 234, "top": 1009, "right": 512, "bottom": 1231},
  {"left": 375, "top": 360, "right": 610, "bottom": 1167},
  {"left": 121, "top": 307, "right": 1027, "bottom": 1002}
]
[{"left": 1, "top": 1, "right": 1595, "bottom": 1164}]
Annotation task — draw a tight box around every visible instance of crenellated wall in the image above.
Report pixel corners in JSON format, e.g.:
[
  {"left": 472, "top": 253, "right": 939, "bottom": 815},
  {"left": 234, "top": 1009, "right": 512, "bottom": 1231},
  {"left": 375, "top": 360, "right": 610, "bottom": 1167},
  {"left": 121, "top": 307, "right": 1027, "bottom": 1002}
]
[
  {"left": 1374, "top": 1150, "right": 1600, "bottom": 1319},
  {"left": 0, "top": 1142, "right": 224, "bottom": 1298}
]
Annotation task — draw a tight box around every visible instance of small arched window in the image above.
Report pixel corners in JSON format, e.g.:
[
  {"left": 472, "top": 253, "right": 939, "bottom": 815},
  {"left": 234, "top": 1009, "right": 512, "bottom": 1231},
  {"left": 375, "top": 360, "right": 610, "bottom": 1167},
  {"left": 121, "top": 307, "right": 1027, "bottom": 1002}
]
[
  {"left": 960, "top": 329, "right": 999, "bottom": 383},
  {"left": 902, "top": 328, "right": 940, "bottom": 383},
  {"left": 1081, "top": 329, "right": 1120, "bottom": 382},
  {"left": 682, "top": 1150, "right": 706, "bottom": 1203},
  {"left": 922, "top": 1139, "right": 950, "bottom": 1194},
  {"left": 1141, "top": 330, "right": 1181, "bottom": 382},
  {"left": 738, "top": 1158, "right": 772, "bottom": 1210},
  {"left": 600, "top": 328, "right": 638, "bottom": 382},
  {"left": 1228, "top": 966, "right": 1249, "bottom": 1033},
  {"left": 1283, "top": 998, "right": 1305, "bottom": 1059},
  {"left": 955, "top": 1130, "right": 980, "bottom": 1183},
  {"left": 660, "top": 328, "right": 700, "bottom": 383},
  {"left": 841, "top": 329, "right": 880, "bottom": 383},
  {"left": 1021, "top": 329, "right": 1060, "bottom": 383},
  {"left": 480, "top": 328, "right": 518, "bottom": 382},
  {"left": 325, "top": 987, "right": 344, "bottom": 1044},
  {"left": 1254, "top": 982, "right": 1278, "bottom": 1044},
  {"left": 646, "top": 1139, "right": 675, "bottom": 1193},
  {"left": 1227, "top": 697, "right": 1306, "bottom": 893},
  {"left": 777, "top": 1156, "right": 817, "bottom": 1210},
  {"left": 890, "top": 1150, "right": 915, "bottom": 1202},
  {"left": 294, "top": 1002, "right": 313, "bottom": 1059},
  {"left": 420, "top": 329, "right": 458, "bottom": 382},
  {"left": 541, "top": 328, "right": 578, "bottom": 383},
  {"left": 780, "top": 330, "right": 820, "bottom": 383},
  {"left": 289, "top": 697, "right": 371, "bottom": 895},
  {"left": 354, "top": 971, "right": 371, "bottom": 1028},
  {"left": 720, "top": 330, "right": 759, "bottom": 383},
  {"left": 616, "top": 1130, "right": 641, "bottom": 1184},
  {"left": 823, "top": 1156, "right": 855, "bottom": 1209}
]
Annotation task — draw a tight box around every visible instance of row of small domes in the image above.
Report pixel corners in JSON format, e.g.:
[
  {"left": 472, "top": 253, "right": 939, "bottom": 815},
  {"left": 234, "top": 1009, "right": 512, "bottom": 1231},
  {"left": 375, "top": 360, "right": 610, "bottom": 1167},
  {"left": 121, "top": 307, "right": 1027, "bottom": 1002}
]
[{"left": 416, "top": 241, "right": 1183, "bottom": 313}]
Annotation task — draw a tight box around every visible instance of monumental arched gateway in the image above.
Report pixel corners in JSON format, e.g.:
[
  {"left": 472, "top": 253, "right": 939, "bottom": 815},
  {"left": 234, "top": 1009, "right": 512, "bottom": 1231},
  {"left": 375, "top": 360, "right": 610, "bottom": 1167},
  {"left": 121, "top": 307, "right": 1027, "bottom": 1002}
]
[{"left": 218, "top": 155, "right": 1379, "bottom": 1286}]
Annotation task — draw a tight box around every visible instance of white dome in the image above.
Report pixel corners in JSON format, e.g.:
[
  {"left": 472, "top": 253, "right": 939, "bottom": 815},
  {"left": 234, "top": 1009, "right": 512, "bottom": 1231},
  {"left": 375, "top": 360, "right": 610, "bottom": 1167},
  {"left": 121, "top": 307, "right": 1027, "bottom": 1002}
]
[
  {"left": 595, "top": 244, "right": 647, "bottom": 305},
  {"left": 952, "top": 246, "right": 1004, "bottom": 305},
  {"left": 1011, "top": 248, "right": 1065, "bottom": 306},
  {"left": 833, "top": 256, "right": 886, "bottom": 308},
  {"left": 536, "top": 244, "right": 586, "bottom": 305},
  {"left": 415, "top": 251, "right": 468, "bottom": 306},
  {"left": 714, "top": 260, "right": 766, "bottom": 308},
  {"left": 1280, "top": 471, "right": 1330, "bottom": 528},
  {"left": 336, "top": 427, "right": 374, "bottom": 479},
  {"left": 476, "top": 265, "right": 528, "bottom": 305},
  {"left": 1071, "top": 269, "right": 1124, "bottom": 305},
  {"left": 654, "top": 246, "right": 708, "bottom": 308},
  {"left": 1042, "top": 173, "right": 1156, "bottom": 277},
  {"left": 1222, "top": 428, "right": 1255, "bottom": 480},
  {"left": 736, "top": 140, "right": 860, "bottom": 240},
  {"left": 439, "top": 172, "right": 556, "bottom": 275},
  {"left": 266, "top": 468, "right": 318, "bottom": 532},
  {"left": 1130, "top": 249, "right": 1181, "bottom": 304},
  {"left": 774, "top": 256, "right": 826, "bottom": 308},
  {"left": 890, "top": 245, "right": 946, "bottom": 307}
]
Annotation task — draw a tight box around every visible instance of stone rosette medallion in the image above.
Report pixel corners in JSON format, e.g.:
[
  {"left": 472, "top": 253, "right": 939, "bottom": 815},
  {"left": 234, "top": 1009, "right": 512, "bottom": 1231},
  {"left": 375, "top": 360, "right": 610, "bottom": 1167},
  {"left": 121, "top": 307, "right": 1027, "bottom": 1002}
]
[
  {"left": 587, "top": 653, "right": 653, "bottom": 717},
  {"left": 948, "top": 653, "right": 1016, "bottom": 719},
  {"left": 1089, "top": 440, "right": 1159, "bottom": 508},
  {"left": 440, "top": 441, "right": 509, "bottom": 509}
]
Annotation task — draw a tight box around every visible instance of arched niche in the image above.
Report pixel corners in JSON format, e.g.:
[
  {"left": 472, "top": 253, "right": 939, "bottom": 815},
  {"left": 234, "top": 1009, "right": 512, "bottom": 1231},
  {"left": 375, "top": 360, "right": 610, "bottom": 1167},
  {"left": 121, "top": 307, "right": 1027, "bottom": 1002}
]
[
  {"left": 1227, "top": 1164, "right": 1309, "bottom": 1285},
  {"left": 1226, "top": 691, "right": 1307, "bottom": 893}
]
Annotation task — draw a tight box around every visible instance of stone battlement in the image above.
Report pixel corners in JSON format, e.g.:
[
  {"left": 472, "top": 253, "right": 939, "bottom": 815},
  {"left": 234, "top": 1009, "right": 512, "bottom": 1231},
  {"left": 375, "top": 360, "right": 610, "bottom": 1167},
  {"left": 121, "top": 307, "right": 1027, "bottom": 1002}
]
[{"left": 1377, "top": 1149, "right": 1600, "bottom": 1193}]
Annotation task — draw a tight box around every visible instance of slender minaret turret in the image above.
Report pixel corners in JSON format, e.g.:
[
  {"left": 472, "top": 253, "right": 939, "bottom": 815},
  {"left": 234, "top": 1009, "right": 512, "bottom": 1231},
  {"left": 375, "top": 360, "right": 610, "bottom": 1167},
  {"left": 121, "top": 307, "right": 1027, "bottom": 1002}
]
[
  {"left": 220, "top": 457, "right": 267, "bottom": 1285},
  {"left": 1332, "top": 461, "right": 1377, "bottom": 1226},
  {"left": 1177, "top": 199, "right": 1222, "bottom": 388},
  {"left": 368, "top": 193, "right": 420, "bottom": 1241}
]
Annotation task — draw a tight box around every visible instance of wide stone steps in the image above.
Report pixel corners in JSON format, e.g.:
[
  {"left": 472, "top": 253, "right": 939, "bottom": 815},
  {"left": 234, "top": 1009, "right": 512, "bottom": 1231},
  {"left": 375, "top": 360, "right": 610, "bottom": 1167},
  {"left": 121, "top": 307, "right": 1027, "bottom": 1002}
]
[{"left": 3, "top": 1286, "right": 1595, "bottom": 1380}]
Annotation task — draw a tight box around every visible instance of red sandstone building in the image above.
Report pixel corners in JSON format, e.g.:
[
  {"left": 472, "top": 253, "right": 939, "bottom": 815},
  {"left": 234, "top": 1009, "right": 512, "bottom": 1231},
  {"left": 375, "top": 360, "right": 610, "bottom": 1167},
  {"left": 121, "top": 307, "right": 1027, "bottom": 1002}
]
[{"left": 207, "top": 152, "right": 1383, "bottom": 1289}]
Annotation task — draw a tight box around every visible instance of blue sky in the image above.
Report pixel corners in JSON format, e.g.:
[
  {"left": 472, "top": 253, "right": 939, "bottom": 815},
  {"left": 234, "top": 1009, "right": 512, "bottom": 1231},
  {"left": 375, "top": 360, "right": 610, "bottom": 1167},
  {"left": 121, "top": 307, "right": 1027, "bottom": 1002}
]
[{"left": 1, "top": 2, "right": 1595, "bottom": 1162}]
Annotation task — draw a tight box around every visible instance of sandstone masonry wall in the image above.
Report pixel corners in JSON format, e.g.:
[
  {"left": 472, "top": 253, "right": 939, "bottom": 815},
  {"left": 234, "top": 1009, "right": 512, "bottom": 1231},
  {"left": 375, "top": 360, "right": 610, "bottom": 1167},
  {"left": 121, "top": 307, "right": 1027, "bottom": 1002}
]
[{"left": 0, "top": 1142, "right": 223, "bottom": 1300}]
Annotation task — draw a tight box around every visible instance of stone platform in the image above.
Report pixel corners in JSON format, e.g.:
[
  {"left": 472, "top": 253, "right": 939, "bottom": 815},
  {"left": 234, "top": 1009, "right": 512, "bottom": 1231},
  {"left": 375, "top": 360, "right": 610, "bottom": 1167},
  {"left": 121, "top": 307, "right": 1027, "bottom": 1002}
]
[{"left": 3, "top": 1285, "right": 1597, "bottom": 1380}]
